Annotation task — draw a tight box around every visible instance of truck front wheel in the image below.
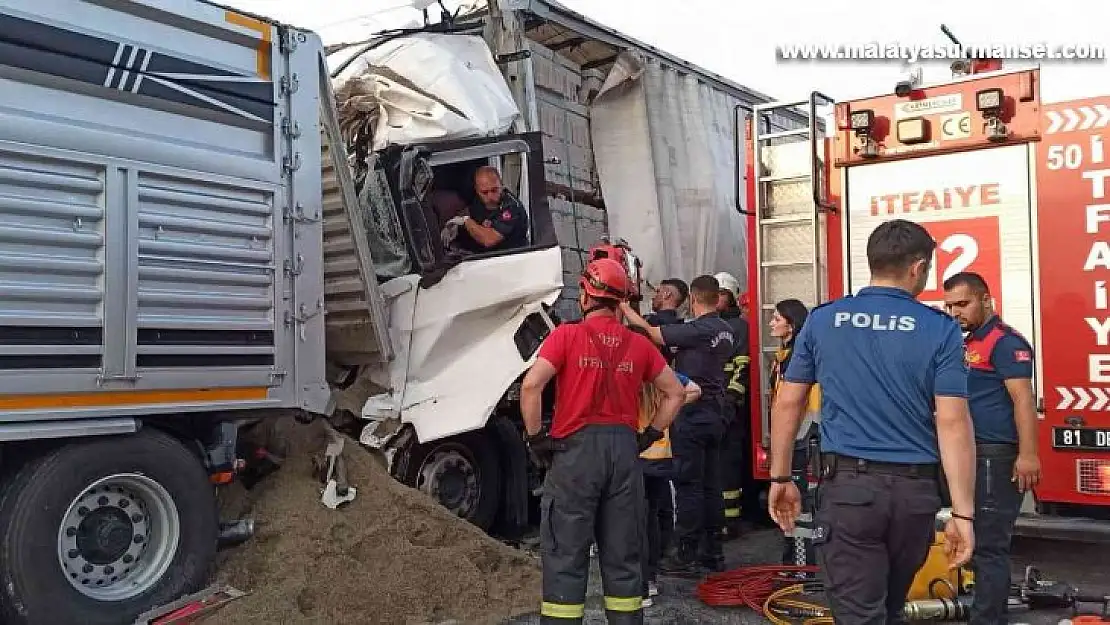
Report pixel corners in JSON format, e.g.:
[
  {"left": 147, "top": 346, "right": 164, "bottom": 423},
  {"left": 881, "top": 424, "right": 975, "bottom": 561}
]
[
  {"left": 397, "top": 431, "right": 502, "bottom": 532},
  {"left": 0, "top": 429, "right": 217, "bottom": 625}
]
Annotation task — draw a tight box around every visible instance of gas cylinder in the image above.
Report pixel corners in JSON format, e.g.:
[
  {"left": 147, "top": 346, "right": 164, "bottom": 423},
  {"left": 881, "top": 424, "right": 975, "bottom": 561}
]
[{"left": 906, "top": 523, "right": 974, "bottom": 602}]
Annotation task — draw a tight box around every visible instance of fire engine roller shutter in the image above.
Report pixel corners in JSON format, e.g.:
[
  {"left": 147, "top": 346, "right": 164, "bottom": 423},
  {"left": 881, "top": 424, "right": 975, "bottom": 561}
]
[{"left": 843, "top": 144, "right": 1037, "bottom": 349}]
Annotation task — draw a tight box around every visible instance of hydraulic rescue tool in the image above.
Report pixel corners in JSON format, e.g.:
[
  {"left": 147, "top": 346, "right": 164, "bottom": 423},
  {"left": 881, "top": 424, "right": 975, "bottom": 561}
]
[
  {"left": 698, "top": 563, "right": 1110, "bottom": 623},
  {"left": 1013, "top": 566, "right": 1110, "bottom": 621}
]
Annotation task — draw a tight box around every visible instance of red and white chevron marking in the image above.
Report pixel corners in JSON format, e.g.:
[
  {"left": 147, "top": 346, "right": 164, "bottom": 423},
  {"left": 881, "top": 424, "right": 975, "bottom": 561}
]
[
  {"left": 1045, "top": 104, "right": 1110, "bottom": 134},
  {"left": 1056, "top": 386, "right": 1110, "bottom": 410}
]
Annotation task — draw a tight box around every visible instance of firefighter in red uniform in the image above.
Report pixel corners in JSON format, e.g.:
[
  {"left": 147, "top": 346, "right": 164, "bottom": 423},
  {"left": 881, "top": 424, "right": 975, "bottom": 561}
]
[{"left": 520, "top": 258, "right": 687, "bottom": 624}]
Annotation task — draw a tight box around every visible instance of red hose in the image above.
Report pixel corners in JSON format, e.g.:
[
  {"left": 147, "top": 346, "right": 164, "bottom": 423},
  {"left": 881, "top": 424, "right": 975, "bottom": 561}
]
[{"left": 696, "top": 564, "right": 820, "bottom": 610}]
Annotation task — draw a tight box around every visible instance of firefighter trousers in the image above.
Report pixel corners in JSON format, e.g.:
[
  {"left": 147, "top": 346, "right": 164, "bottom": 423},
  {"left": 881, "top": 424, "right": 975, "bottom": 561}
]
[
  {"left": 540, "top": 425, "right": 646, "bottom": 625},
  {"left": 720, "top": 399, "right": 748, "bottom": 526},
  {"left": 670, "top": 403, "right": 727, "bottom": 562}
]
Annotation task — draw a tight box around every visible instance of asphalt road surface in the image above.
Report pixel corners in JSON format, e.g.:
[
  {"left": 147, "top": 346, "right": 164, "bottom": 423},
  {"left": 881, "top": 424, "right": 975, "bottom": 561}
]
[{"left": 505, "top": 527, "right": 1110, "bottom": 625}]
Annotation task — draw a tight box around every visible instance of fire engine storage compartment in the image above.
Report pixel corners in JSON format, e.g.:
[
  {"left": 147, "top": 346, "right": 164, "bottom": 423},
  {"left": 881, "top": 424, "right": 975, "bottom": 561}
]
[{"left": 498, "top": 0, "right": 808, "bottom": 319}]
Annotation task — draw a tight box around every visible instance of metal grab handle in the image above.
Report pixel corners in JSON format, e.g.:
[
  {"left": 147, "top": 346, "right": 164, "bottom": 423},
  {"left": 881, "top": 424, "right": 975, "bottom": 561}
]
[
  {"left": 733, "top": 102, "right": 755, "bottom": 216},
  {"left": 808, "top": 91, "right": 835, "bottom": 307},
  {"left": 809, "top": 91, "right": 836, "bottom": 213}
]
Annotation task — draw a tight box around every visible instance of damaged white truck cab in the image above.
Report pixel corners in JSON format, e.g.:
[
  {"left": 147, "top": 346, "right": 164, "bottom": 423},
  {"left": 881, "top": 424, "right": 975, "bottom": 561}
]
[
  {"left": 318, "top": 35, "right": 565, "bottom": 532},
  {"left": 0, "top": 0, "right": 558, "bottom": 620}
]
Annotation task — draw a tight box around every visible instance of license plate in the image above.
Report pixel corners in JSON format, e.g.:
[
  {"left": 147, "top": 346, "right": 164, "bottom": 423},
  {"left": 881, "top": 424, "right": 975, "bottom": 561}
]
[{"left": 1052, "top": 427, "right": 1110, "bottom": 451}]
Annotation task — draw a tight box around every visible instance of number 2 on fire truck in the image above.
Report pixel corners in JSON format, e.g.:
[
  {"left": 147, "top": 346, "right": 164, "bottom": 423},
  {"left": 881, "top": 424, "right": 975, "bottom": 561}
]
[{"left": 915, "top": 217, "right": 1003, "bottom": 314}]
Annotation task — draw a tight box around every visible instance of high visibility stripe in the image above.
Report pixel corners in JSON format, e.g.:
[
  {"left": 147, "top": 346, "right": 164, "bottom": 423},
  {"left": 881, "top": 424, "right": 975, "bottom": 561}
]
[
  {"left": 724, "top": 508, "right": 741, "bottom": 518},
  {"left": 639, "top": 434, "right": 671, "bottom": 460},
  {"left": 541, "top": 602, "right": 585, "bottom": 619},
  {"left": 722, "top": 489, "right": 741, "bottom": 500},
  {"left": 0, "top": 387, "right": 270, "bottom": 411},
  {"left": 604, "top": 596, "right": 642, "bottom": 612},
  {"left": 726, "top": 354, "right": 750, "bottom": 397},
  {"left": 224, "top": 11, "right": 273, "bottom": 79}
]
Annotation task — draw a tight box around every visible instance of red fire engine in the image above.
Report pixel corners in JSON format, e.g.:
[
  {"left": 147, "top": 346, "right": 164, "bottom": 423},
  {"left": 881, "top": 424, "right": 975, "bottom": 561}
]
[{"left": 744, "top": 66, "right": 1110, "bottom": 539}]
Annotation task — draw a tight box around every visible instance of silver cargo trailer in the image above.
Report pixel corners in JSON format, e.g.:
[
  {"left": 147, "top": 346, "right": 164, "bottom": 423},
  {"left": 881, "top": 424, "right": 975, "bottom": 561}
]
[{"left": 0, "top": 1, "right": 388, "bottom": 622}]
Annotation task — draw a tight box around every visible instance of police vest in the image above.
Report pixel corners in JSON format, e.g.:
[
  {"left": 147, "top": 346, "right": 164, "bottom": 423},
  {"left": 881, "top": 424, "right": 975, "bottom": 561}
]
[{"left": 637, "top": 385, "right": 671, "bottom": 460}]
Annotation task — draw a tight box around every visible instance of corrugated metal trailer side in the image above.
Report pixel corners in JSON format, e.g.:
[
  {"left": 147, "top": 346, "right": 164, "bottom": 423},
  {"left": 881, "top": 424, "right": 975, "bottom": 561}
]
[
  {"left": 491, "top": 0, "right": 808, "bottom": 318},
  {"left": 0, "top": 0, "right": 331, "bottom": 423},
  {"left": 0, "top": 3, "right": 367, "bottom": 623}
]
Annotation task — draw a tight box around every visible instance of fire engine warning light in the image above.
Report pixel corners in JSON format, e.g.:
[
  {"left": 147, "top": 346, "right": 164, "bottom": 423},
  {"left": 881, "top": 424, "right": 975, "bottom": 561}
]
[
  {"left": 976, "top": 88, "right": 1003, "bottom": 112},
  {"left": 850, "top": 109, "right": 874, "bottom": 132}
]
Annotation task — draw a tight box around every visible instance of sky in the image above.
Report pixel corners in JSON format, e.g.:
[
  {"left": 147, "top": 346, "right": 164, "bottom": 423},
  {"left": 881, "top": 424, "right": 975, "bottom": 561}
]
[{"left": 226, "top": 0, "right": 1110, "bottom": 104}]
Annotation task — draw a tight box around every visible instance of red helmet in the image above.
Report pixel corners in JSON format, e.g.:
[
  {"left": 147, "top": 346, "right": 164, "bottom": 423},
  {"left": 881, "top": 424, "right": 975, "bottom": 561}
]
[{"left": 580, "top": 258, "right": 630, "bottom": 301}]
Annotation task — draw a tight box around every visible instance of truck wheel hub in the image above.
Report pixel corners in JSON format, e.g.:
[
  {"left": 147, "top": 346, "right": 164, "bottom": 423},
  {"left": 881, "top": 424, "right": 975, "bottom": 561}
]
[
  {"left": 57, "top": 474, "right": 181, "bottom": 602},
  {"left": 76, "top": 506, "right": 136, "bottom": 565},
  {"left": 418, "top": 450, "right": 479, "bottom": 518}
]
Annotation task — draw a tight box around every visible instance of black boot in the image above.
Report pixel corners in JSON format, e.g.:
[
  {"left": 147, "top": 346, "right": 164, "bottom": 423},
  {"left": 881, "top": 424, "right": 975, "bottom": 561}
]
[
  {"left": 699, "top": 555, "right": 726, "bottom": 573},
  {"left": 700, "top": 534, "right": 726, "bottom": 573},
  {"left": 658, "top": 542, "right": 699, "bottom": 577}
]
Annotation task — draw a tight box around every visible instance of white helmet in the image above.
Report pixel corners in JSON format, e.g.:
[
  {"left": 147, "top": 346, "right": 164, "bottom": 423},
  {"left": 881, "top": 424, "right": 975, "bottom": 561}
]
[{"left": 714, "top": 272, "right": 741, "bottom": 298}]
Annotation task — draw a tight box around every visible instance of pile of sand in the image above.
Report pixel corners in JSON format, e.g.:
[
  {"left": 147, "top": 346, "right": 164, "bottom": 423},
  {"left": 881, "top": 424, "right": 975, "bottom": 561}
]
[{"left": 206, "top": 417, "right": 541, "bottom": 625}]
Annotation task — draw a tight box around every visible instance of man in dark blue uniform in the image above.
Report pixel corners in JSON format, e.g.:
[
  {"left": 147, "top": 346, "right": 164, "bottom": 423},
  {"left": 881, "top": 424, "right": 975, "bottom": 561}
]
[
  {"left": 641, "top": 277, "right": 688, "bottom": 562},
  {"left": 622, "top": 275, "right": 736, "bottom": 574},
  {"left": 768, "top": 219, "right": 978, "bottom": 624},
  {"left": 448, "top": 166, "right": 529, "bottom": 253},
  {"left": 943, "top": 271, "right": 1041, "bottom": 625},
  {"left": 645, "top": 279, "right": 688, "bottom": 329}
]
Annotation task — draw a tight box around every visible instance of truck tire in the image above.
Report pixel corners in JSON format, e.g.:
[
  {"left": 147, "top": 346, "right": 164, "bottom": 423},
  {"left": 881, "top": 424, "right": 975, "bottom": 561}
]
[
  {"left": 398, "top": 430, "right": 502, "bottom": 532},
  {"left": 0, "top": 429, "right": 218, "bottom": 625}
]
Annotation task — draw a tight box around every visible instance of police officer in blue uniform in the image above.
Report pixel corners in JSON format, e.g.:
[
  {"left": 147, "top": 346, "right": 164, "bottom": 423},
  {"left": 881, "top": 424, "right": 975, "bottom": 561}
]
[
  {"left": 768, "top": 219, "right": 978, "bottom": 624},
  {"left": 943, "top": 271, "right": 1041, "bottom": 625},
  {"left": 622, "top": 275, "right": 736, "bottom": 575},
  {"left": 642, "top": 278, "right": 688, "bottom": 560}
]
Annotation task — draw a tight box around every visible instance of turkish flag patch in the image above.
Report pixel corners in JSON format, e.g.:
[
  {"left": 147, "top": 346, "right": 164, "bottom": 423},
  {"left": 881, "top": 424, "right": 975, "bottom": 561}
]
[
  {"left": 1014, "top": 350, "right": 1032, "bottom": 362},
  {"left": 502, "top": 210, "right": 513, "bottom": 220}
]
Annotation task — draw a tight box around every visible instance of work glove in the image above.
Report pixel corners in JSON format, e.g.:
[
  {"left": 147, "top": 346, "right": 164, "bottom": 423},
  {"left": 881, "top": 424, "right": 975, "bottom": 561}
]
[
  {"left": 439, "top": 215, "right": 469, "bottom": 247},
  {"left": 526, "top": 432, "right": 558, "bottom": 470},
  {"left": 637, "top": 426, "right": 664, "bottom": 453}
]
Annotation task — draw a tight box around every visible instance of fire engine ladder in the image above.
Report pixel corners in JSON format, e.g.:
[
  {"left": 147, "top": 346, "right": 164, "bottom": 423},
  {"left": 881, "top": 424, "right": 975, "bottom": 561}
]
[{"left": 752, "top": 91, "right": 835, "bottom": 447}]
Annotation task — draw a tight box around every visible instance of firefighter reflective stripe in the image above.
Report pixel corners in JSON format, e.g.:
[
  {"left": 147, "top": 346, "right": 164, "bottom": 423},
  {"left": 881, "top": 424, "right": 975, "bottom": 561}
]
[
  {"left": 541, "top": 602, "right": 585, "bottom": 619},
  {"left": 604, "top": 596, "right": 642, "bottom": 612},
  {"left": 723, "top": 489, "right": 742, "bottom": 518},
  {"left": 726, "top": 355, "right": 750, "bottom": 396}
]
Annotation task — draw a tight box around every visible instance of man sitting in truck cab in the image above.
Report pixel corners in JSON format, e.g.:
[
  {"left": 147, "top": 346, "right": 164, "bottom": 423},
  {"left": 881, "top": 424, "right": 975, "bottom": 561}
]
[{"left": 445, "top": 166, "right": 529, "bottom": 253}]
